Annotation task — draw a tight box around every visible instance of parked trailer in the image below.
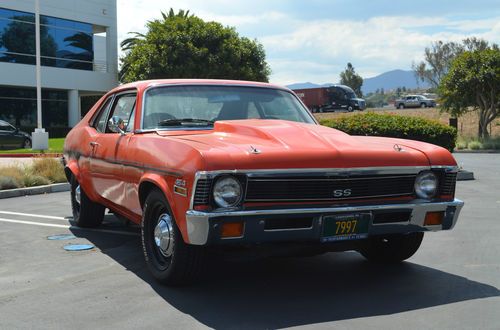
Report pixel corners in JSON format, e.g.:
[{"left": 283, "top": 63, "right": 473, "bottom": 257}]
[{"left": 293, "top": 85, "right": 366, "bottom": 113}]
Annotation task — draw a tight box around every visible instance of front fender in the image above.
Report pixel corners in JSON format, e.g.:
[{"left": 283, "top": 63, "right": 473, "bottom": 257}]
[
  {"left": 139, "top": 173, "right": 190, "bottom": 243},
  {"left": 64, "top": 159, "right": 80, "bottom": 183}
]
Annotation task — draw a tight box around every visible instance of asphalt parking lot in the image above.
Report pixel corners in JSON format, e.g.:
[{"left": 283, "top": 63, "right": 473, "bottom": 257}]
[{"left": 0, "top": 153, "right": 499, "bottom": 329}]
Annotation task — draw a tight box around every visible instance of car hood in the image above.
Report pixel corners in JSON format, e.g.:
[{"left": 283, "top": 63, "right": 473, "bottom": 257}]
[{"left": 159, "top": 120, "right": 453, "bottom": 170}]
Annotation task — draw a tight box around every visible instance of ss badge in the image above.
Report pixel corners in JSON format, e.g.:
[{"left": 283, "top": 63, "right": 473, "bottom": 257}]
[{"left": 333, "top": 189, "right": 352, "bottom": 198}]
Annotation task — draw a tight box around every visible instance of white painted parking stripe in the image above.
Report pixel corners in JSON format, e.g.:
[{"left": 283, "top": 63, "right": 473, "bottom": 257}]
[
  {"left": 0, "top": 217, "right": 139, "bottom": 236},
  {"left": 0, "top": 211, "right": 67, "bottom": 220}
]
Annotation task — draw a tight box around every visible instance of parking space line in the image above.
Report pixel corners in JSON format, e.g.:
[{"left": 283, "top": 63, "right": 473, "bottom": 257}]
[
  {"left": 0, "top": 217, "right": 139, "bottom": 236},
  {"left": 0, "top": 211, "right": 68, "bottom": 221}
]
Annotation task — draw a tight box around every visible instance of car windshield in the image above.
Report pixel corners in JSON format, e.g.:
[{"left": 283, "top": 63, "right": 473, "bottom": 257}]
[{"left": 142, "top": 85, "right": 315, "bottom": 130}]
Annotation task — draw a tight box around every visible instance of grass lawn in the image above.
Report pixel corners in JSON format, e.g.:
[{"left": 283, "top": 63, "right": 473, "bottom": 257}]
[{"left": 0, "top": 138, "right": 65, "bottom": 154}]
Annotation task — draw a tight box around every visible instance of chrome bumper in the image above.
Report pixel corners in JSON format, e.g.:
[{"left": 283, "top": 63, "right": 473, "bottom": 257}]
[{"left": 185, "top": 199, "right": 464, "bottom": 245}]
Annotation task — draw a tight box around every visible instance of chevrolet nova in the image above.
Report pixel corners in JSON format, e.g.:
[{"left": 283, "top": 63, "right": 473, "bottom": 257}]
[{"left": 63, "top": 79, "right": 463, "bottom": 285}]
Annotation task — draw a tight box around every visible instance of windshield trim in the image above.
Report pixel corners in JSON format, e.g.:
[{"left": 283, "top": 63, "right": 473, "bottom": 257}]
[{"left": 140, "top": 84, "right": 318, "bottom": 130}]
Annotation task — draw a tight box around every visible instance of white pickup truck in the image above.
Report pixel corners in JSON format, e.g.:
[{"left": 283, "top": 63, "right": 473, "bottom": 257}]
[{"left": 395, "top": 95, "right": 436, "bottom": 109}]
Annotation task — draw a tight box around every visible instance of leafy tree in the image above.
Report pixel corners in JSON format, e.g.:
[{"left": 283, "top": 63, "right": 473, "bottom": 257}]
[
  {"left": 440, "top": 48, "right": 500, "bottom": 138},
  {"left": 119, "top": 9, "right": 270, "bottom": 82},
  {"left": 413, "top": 37, "right": 498, "bottom": 88},
  {"left": 339, "top": 62, "right": 363, "bottom": 97}
]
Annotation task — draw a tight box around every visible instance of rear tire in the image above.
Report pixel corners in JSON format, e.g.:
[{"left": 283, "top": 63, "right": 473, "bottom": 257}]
[
  {"left": 70, "top": 175, "right": 105, "bottom": 228},
  {"left": 398, "top": 103, "right": 405, "bottom": 109},
  {"left": 142, "top": 189, "right": 205, "bottom": 286},
  {"left": 359, "top": 232, "right": 424, "bottom": 263}
]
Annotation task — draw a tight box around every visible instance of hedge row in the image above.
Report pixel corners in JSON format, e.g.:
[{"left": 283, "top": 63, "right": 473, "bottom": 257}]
[{"left": 320, "top": 112, "right": 457, "bottom": 151}]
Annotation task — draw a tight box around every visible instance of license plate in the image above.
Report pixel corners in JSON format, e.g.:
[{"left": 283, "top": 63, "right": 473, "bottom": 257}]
[{"left": 321, "top": 214, "right": 369, "bottom": 242}]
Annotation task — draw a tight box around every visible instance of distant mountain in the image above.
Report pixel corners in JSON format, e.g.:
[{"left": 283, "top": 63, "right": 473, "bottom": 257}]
[
  {"left": 286, "top": 69, "right": 430, "bottom": 94},
  {"left": 362, "top": 70, "right": 429, "bottom": 93}
]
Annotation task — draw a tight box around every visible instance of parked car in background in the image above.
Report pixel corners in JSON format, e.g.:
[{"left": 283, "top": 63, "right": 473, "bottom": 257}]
[
  {"left": 293, "top": 85, "right": 366, "bottom": 112},
  {"left": 0, "top": 120, "right": 31, "bottom": 149},
  {"left": 63, "top": 79, "right": 463, "bottom": 286},
  {"left": 395, "top": 95, "right": 436, "bottom": 109}
]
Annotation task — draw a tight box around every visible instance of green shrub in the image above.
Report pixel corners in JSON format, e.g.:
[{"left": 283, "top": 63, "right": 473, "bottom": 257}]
[
  {"left": 23, "top": 174, "right": 51, "bottom": 187},
  {"left": 468, "top": 140, "right": 483, "bottom": 150},
  {"left": 320, "top": 112, "right": 457, "bottom": 151},
  {"left": 482, "top": 137, "right": 500, "bottom": 150},
  {"left": 0, "top": 176, "right": 22, "bottom": 190}
]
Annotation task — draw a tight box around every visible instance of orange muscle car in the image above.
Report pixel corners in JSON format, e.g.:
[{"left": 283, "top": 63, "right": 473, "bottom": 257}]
[{"left": 63, "top": 79, "right": 464, "bottom": 285}]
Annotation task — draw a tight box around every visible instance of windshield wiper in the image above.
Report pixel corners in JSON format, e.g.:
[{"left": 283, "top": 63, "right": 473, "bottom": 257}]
[{"left": 157, "top": 118, "right": 214, "bottom": 127}]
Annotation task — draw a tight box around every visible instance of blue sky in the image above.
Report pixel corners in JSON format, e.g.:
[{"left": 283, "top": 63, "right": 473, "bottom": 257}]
[{"left": 117, "top": 0, "right": 500, "bottom": 85}]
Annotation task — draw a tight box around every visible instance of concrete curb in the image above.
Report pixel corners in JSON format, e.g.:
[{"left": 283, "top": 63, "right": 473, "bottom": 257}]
[
  {"left": 0, "top": 183, "right": 70, "bottom": 199},
  {"left": 454, "top": 150, "right": 500, "bottom": 154}
]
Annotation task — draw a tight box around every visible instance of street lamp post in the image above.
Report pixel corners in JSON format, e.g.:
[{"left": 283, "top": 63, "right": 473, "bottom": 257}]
[{"left": 31, "top": 0, "right": 48, "bottom": 150}]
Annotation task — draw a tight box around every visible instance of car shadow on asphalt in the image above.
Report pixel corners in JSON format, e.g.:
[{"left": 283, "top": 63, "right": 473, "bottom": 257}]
[{"left": 70, "top": 217, "right": 500, "bottom": 329}]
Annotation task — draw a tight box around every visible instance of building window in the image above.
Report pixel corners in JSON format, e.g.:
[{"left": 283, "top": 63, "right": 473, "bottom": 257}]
[
  {"left": 0, "top": 7, "right": 94, "bottom": 70},
  {"left": 0, "top": 87, "right": 68, "bottom": 128}
]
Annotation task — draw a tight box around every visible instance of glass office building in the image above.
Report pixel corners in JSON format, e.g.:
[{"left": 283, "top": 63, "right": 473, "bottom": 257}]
[{"left": 0, "top": 0, "right": 117, "bottom": 134}]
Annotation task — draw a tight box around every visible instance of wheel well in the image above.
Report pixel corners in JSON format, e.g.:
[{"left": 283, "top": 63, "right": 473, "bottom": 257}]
[
  {"left": 139, "top": 181, "right": 162, "bottom": 209},
  {"left": 64, "top": 167, "right": 73, "bottom": 182}
]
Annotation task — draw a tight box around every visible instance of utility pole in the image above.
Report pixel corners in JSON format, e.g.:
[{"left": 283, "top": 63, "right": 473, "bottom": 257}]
[{"left": 32, "top": 0, "right": 49, "bottom": 150}]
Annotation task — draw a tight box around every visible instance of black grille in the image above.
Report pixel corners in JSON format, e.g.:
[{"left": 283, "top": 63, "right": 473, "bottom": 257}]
[
  {"left": 438, "top": 171, "right": 457, "bottom": 196},
  {"left": 245, "top": 175, "right": 416, "bottom": 202},
  {"left": 193, "top": 170, "right": 458, "bottom": 206},
  {"left": 193, "top": 179, "right": 212, "bottom": 205}
]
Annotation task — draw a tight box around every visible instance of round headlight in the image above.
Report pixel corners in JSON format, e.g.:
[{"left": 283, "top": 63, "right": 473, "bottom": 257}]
[
  {"left": 415, "top": 171, "right": 438, "bottom": 199},
  {"left": 213, "top": 176, "right": 242, "bottom": 208}
]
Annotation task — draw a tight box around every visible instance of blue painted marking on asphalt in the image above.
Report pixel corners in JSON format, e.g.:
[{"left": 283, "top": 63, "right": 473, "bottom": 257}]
[
  {"left": 63, "top": 244, "right": 94, "bottom": 251},
  {"left": 47, "top": 234, "right": 76, "bottom": 240}
]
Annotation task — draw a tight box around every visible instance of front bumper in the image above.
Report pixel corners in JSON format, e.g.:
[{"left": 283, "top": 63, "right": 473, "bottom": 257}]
[{"left": 185, "top": 199, "right": 463, "bottom": 245}]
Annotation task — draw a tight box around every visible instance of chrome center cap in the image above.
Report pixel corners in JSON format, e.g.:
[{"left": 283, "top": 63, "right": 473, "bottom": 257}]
[
  {"left": 75, "top": 185, "right": 81, "bottom": 205},
  {"left": 154, "top": 214, "right": 174, "bottom": 257}
]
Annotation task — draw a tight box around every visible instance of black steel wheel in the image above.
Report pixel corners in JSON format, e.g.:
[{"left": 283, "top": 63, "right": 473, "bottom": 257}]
[
  {"left": 142, "top": 189, "right": 205, "bottom": 286},
  {"left": 70, "top": 175, "right": 104, "bottom": 228},
  {"left": 359, "top": 232, "right": 424, "bottom": 263}
]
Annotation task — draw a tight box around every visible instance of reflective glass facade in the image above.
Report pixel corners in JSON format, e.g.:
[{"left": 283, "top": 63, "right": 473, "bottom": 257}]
[
  {"left": 0, "top": 87, "right": 68, "bottom": 128},
  {"left": 0, "top": 7, "right": 93, "bottom": 70}
]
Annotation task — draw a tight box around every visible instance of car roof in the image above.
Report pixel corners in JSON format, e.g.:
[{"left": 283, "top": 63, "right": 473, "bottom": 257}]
[{"left": 114, "top": 79, "right": 290, "bottom": 94}]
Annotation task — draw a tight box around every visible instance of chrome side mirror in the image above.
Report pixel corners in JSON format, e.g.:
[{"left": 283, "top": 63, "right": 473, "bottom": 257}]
[{"left": 108, "top": 116, "right": 125, "bottom": 135}]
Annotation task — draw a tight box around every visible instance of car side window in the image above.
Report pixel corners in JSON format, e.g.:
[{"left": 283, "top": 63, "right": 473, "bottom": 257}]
[
  {"left": 93, "top": 96, "right": 114, "bottom": 133},
  {"left": 107, "top": 93, "right": 137, "bottom": 133},
  {"left": 0, "top": 122, "right": 15, "bottom": 131}
]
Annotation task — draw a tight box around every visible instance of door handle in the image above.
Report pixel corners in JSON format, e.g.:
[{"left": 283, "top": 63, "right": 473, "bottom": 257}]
[{"left": 89, "top": 142, "right": 99, "bottom": 147}]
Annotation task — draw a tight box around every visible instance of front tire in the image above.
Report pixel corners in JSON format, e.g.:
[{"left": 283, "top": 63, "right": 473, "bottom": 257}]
[
  {"left": 398, "top": 103, "right": 405, "bottom": 109},
  {"left": 347, "top": 105, "right": 354, "bottom": 112},
  {"left": 420, "top": 103, "right": 427, "bottom": 108},
  {"left": 70, "top": 175, "right": 104, "bottom": 228},
  {"left": 359, "top": 232, "right": 424, "bottom": 263},
  {"left": 142, "top": 189, "right": 205, "bottom": 286},
  {"left": 23, "top": 138, "right": 31, "bottom": 149}
]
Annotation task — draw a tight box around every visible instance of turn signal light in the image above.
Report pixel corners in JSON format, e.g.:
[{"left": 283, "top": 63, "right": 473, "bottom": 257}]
[
  {"left": 424, "top": 211, "right": 444, "bottom": 226},
  {"left": 221, "top": 222, "right": 244, "bottom": 238}
]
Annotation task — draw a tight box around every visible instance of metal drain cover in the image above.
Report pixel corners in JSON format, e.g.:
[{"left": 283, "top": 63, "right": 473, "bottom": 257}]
[
  {"left": 63, "top": 244, "right": 94, "bottom": 251},
  {"left": 47, "top": 234, "right": 76, "bottom": 240}
]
